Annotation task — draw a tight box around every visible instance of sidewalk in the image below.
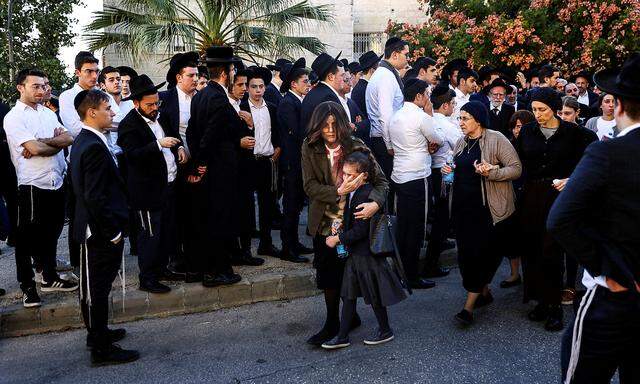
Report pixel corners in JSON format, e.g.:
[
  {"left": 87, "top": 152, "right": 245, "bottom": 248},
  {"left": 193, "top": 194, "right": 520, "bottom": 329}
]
[{"left": 0, "top": 221, "right": 457, "bottom": 338}]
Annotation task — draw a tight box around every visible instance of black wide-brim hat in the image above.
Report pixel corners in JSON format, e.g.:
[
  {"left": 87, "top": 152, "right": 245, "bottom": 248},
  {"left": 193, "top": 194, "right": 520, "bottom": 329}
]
[
  {"left": 570, "top": 70, "right": 594, "bottom": 84},
  {"left": 347, "top": 61, "right": 363, "bottom": 74},
  {"left": 166, "top": 51, "right": 200, "bottom": 85},
  {"left": 358, "top": 51, "right": 382, "bottom": 72},
  {"left": 312, "top": 52, "right": 341, "bottom": 82},
  {"left": 280, "top": 58, "right": 307, "bottom": 93},
  {"left": 483, "top": 78, "right": 514, "bottom": 95},
  {"left": 266, "top": 58, "right": 292, "bottom": 72},
  {"left": 594, "top": 54, "right": 640, "bottom": 100},
  {"left": 204, "top": 46, "right": 242, "bottom": 65},
  {"left": 117, "top": 66, "right": 138, "bottom": 79},
  {"left": 246, "top": 67, "right": 273, "bottom": 86},
  {"left": 122, "top": 74, "right": 166, "bottom": 101}
]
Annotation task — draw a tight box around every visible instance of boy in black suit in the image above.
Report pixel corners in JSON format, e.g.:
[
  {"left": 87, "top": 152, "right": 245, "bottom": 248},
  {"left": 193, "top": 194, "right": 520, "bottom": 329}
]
[{"left": 71, "top": 89, "right": 139, "bottom": 366}]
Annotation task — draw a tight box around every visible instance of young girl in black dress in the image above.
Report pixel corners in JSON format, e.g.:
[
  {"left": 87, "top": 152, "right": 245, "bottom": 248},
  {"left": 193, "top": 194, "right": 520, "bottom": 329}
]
[{"left": 322, "top": 150, "right": 407, "bottom": 350}]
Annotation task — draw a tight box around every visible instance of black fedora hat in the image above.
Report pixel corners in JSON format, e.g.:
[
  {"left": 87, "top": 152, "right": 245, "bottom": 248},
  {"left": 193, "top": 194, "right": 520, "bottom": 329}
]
[
  {"left": 340, "top": 58, "right": 349, "bottom": 70},
  {"left": 117, "top": 66, "right": 138, "bottom": 79},
  {"left": 246, "top": 67, "right": 272, "bottom": 86},
  {"left": 312, "top": 52, "right": 341, "bottom": 82},
  {"left": 347, "top": 61, "right": 363, "bottom": 74},
  {"left": 166, "top": 51, "right": 199, "bottom": 86},
  {"left": 280, "top": 58, "right": 307, "bottom": 93},
  {"left": 483, "top": 78, "right": 513, "bottom": 95},
  {"left": 358, "top": 51, "right": 382, "bottom": 72},
  {"left": 204, "top": 46, "right": 241, "bottom": 65},
  {"left": 266, "top": 58, "right": 292, "bottom": 72},
  {"left": 477, "top": 65, "right": 499, "bottom": 82},
  {"left": 122, "top": 74, "right": 166, "bottom": 101},
  {"left": 570, "top": 70, "right": 593, "bottom": 84},
  {"left": 594, "top": 54, "right": 640, "bottom": 100}
]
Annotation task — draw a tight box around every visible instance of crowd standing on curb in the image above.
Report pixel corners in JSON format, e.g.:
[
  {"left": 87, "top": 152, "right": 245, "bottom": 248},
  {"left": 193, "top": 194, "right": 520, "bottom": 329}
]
[{"left": 0, "top": 37, "right": 638, "bottom": 383}]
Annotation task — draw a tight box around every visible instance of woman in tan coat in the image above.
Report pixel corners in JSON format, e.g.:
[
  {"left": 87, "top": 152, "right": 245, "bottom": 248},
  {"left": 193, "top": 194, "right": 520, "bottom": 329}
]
[
  {"left": 301, "top": 101, "right": 389, "bottom": 346},
  {"left": 442, "top": 101, "right": 522, "bottom": 326}
]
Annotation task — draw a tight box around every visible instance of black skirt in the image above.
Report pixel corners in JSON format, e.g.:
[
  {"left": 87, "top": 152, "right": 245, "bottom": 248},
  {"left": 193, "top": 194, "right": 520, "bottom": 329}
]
[
  {"left": 312, "top": 234, "right": 346, "bottom": 290},
  {"left": 341, "top": 251, "right": 407, "bottom": 307}
]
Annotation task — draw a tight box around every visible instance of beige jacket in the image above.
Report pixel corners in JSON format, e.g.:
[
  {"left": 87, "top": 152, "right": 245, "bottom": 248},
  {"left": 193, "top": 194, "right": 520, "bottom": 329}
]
[{"left": 452, "top": 129, "right": 522, "bottom": 224}]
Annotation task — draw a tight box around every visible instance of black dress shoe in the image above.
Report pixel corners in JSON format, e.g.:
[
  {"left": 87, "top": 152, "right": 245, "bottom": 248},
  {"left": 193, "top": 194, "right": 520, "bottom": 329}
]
[
  {"left": 139, "top": 281, "right": 171, "bottom": 294},
  {"left": 528, "top": 304, "right": 549, "bottom": 322},
  {"left": 91, "top": 344, "right": 140, "bottom": 367},
  {"left": 280, "top": 248, "right": 309, "bottom": 263},
  {"left": 295, "top": 243, "right": 314, "bottom": 255},
  {"left": 185, "top": 272, "right": 203, "bottom": 283},
  {"left": 321, "top": 336, "right": 350, "bottom": 350},
  {"left": 257, "top": 244, "right": 282, "bottom": 258},
  {"left": 422, "top": 267, "right": 450, "bottom": 278},
  {"left": 87, "top": 329, "right": 127, "bottom": 348},
  {"left": 202, "top": 273, "right": 241, "bottom": 288},
  {"left": 454, "top": 309, "right": 473, "bottom": 326},
  {"left": 499, "top": 276, "right": 522, "bottom": 289},
  {"left": 544, "top": 306, "right": 564, "bottom": 332},
  {"left": 363, "top": 329, "right": 394, "bottom": 345},
  {"left": 307, "top": 325, "right": 339, "bottom": 346},
  {"left": 158, "top": 269, "right": 185, "bottom": 282},
  {"left": 474, "top": 292, "right": 494, "bottom": 309},
  {"left": 409, "top": 278, "right": 436, "bottom": 289},
  {"left": 231, "top": 250, "right": 265, "bottom": 266}
]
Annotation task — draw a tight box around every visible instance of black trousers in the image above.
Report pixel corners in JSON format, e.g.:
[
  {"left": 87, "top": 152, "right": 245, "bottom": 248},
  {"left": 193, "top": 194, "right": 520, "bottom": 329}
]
[
  {"left": 64, "top": 173, "right": 81, "bottom": 268},
  {"left": 171, "top": 169, "right": 189, "bottom": 271},
  {"left": 0, "top": 167, "right": 18, "bottom": 244},
  {"left": 561, "top": 286, "right": 640, "bottom": 384},
  {"left": 135, "top": 183, "right": 177, "bottom": 284},
  {"left": 371, "top": 137, "right": 394, "bottom": 211},
  {"left": 79, "top": 236, "right": 123, "bottom": 348},
  {"left": 253, "top": 157, "right": 276, "bottom": 246},
  {"left": 426, "top": 169, "right": 449, "bottom": 270},
  {"left": 394, "top": 178, "right": 427, "bottom": 282},
  {"left": 15, "top": 186, "right": 65, "bottom": 289},
  {"left": 280, "top": 167, "right": 304, "bottom": 250}
]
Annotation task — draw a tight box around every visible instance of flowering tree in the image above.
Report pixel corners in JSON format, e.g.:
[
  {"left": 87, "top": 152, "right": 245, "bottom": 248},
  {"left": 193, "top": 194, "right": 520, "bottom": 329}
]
[{"left": 387, "top": 0, "right": 640, "bottom": 73}]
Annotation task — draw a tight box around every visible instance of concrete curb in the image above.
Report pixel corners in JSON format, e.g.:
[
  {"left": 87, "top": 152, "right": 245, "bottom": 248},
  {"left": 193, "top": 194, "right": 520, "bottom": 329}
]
[{"left": 0, "top": 269, "right": 319, "bottom": 338}]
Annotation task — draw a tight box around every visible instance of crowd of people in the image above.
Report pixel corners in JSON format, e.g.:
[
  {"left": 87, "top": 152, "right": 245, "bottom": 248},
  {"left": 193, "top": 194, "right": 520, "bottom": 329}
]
[{"left": 0, "top": 37, "right": 638, "bottom": 382}]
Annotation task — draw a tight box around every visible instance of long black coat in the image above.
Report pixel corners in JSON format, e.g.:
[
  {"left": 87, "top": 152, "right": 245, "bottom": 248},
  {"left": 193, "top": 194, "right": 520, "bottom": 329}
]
[
  {"left": 347, "top": 97, "right": 371, "bottom": 147},
  {"left": 488, "top": 103, "right": 515, "bottom": 138},
  {"left": 300, "top": 83, "right": 341, "bottom": 131},
  {"left": 186, "top": 81, "right": 243, "bottom": 236},
  {"left": 117, "top": 109, "right": 181, "bottom": 211},
  {"left": 277, "top": 92, "right": 304, "bottom": 171},
  {"left": 158, "top": 88, "right": 180, "bottom": 136},
  {"left": 263, "top": 82, "right": 283, "bottom": 107},
  {"left": 70, "top": 129, "right": 129, "bottom": 243},
  {"left": 350, "top": 79, "right": 368, "bottom": 118}
]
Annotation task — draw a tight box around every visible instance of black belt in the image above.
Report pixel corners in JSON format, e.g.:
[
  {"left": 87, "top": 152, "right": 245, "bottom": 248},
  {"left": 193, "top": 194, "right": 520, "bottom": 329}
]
[{"left": 254, "top": 154, "right": 272, "bottom": 160}]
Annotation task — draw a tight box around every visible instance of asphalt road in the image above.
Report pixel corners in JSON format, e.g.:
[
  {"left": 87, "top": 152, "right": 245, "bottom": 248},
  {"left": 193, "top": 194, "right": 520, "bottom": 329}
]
[{"left": 0, "top": 261, "right": 581, "bottom": 384}]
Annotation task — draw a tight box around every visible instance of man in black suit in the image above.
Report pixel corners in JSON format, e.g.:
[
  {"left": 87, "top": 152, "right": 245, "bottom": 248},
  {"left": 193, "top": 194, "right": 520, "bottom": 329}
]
[
  {"left": 351, "top": 51, "right": 381, "bottom": 139},
  {"left": 264, "top": 58, "right": 291, "bottom": 107},
  {"left": 159, "top": 51, "right": 198, "bottom": 275},
  {"left": 572, "top": 70, "right": 599, "bottom": 120},
  {"left": 300, "top": 52, "right": 345, "bottom": 128},
  {"left": 186, "top": 46, "right": 243, "bottom": 288},
  {"left": 239, "top": 67, "right": 283, "bottom": 259},
  {"left": 277, "top": 58, "right": 312, "bottom": 263},
  {"left": 547, "top": 55, "right": 640, "bottom": 384},
  {"left": 117, "top": 75, "right": 188, "bottom": 293},
  {"left": 485, "top": 78, "right": 516, "bottom": 137},
  {"left": 70, "top": 89, "right": 139, "bottom": 366}
]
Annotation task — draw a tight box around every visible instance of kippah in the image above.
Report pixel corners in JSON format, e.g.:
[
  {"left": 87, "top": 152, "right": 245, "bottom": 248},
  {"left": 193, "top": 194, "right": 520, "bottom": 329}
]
[{"left": 73, "top": 90, "right": 89, "bottom": 111}]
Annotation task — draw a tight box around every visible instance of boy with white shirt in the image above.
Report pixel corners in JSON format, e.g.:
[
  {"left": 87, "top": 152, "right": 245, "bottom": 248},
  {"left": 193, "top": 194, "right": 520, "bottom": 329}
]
[
  {"left": 451, "top": 67, "right": 479, "bottom": 125},
  {"left": 98, "top": 66, "right": 134, "bottom": 158},
  {"left": 59, "top": 52, "right": 100, "bottom": 138}
]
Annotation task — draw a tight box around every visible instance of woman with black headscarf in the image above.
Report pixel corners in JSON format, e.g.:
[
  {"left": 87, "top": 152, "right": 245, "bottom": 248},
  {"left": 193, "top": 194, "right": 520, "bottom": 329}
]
[{"left": 515, "top": 87, "right": 597, "bottom": 331}]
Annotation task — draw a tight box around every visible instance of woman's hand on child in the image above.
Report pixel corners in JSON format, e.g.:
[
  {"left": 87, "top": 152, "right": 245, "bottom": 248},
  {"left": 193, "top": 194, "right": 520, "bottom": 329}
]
[{"left": 337, "top": 173, "right": 365, "bottom": 196}]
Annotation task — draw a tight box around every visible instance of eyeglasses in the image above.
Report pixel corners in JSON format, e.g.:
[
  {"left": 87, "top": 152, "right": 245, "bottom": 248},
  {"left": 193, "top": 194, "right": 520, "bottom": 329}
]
[{"left": 144, "top": 100, "right": 163, "bottom": 108}]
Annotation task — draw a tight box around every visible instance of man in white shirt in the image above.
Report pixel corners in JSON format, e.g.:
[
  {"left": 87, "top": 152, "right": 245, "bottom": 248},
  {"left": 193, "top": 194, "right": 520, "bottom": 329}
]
[
  {"left": 239, "top": 67, "right": 282, "bottom": 260},
  {"left": 451, "top": 67, "right": 479, "bottom": 125},
  {"left": 366, "top": 37, "right": 409, "bottom": 182},
  {"left": 116, "top": 75, "right": 186, "bottom": 294},
  {"left": 388, "top": 78, "right": 443, "bottom": 290},
  {"left": 59, "top": 52, "right": 100, "bottom": 138},
  {"left": 98, "top": 66, "right": 134, "bottom": 158},
  {"left": 426, "top": 84, "right": 463, "bottom": 278},
  {"left": 3, "top": 69, "right": 78, "bottom": 308}
]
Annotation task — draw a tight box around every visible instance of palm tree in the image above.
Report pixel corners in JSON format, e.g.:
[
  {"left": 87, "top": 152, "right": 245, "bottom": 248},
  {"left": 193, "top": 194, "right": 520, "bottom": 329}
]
[{"left": 84, "top": 0, "right": 334, "bottom": 65}]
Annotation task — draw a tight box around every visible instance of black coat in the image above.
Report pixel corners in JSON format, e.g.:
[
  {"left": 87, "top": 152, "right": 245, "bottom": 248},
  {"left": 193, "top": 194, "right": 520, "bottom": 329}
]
[
  {"left": 69, "top": 129, "right": 128, "bottom": 243},
  {"left": 301, "top": 83, "right": 341, "bottom": 131},
  {"left": 469, "top": 92, "right": 490, "bottom": 109},
  {"left": 186, "top": 81, "right": 243, "bottom": 236},
  {"left": 488, "top": 103, "right": 515, "bottom": 138},
  {"left": 0, "top": 102, "right": 16, "bottom": 186},
  {"left": 548, "top": 128, "right": 640, "bottom": 289},
  {"left": 117, "top": 109, "right": 181, "bottom": 210},
  {"left": 277, "top": 92, "right": 304, "bottom": 171},
  {"left": 158, "top": 88, "right": 180, "bottom": 136},
  {"left": 351, "top": 79, "right": 368, "bottom": 117},
  {"left": 340, "top": 183, "right": 374, "bottom": 256},
  {"left": 577, "top": 90, "right": 600, "bottom": 120},
  {"left": 347, "top": 97, "right": 371, "bottom": 147},
  {"left": 263, "top": 82, "right": 283, "bottom": 107}
]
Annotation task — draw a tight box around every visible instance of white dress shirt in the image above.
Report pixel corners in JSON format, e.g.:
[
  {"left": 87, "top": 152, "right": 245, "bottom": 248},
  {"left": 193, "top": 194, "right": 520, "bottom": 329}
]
[
  {"left": 366, "top": 65, "right": 404, "bottom": 149},
  {"left": 490, "top": 102, "right": 503, "bottom": 115},
  {"left": 577, "top": 91, "right": 590, "bottom": 106},
  {"left": 431, "top": 112, "right": 463, "bottom": 168},
  {"left": 139, "top": 112, "right": 177, "bottom": 183},
  {"left": 582, "top": 122, "right": 640, "bottom": 290},
  {"left": 249, "top": 99, "right": 275, "bottom": 156},
  {"left": 321, "top": 82, "right": 351, "bottom": 122},
  {"left": 451, "top": 87, "right": 470, "bottom": 125},
  {"left": 388, "top": 102, "right": 444, "bottom": 183},
  {"left": 228, "top": 96, "right": 241, "bottom": 113},
  {"left": 3, "top": 101, "right": 67, "bottom": 189},
  {"left": 59, "top": 83, "right": 89, "bottom": 138},
  {"left": 176, "top": 87, "right": 194, "bottom": 148}
]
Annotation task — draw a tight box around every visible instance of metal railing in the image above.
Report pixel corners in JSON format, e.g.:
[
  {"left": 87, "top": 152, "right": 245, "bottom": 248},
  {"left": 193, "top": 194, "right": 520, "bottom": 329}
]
[{"left": 353, "top": 32, "right": 386, "bottom": 60}]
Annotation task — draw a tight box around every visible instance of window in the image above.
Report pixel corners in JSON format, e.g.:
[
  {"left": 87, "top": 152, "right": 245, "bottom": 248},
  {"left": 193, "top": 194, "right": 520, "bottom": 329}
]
[{"left": 353, "top": 32, "right": 386, "bottom": 60}]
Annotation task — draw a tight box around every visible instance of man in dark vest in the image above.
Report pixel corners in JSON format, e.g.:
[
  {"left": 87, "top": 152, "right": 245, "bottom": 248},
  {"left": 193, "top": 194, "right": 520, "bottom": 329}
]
[{"left": 185, "top": 46, "right": 243, "bottom": 287}]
